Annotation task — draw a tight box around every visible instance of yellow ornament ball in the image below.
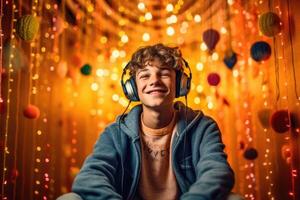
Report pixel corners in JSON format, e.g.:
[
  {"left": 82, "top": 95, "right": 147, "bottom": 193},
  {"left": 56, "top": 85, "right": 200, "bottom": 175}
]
[
  {"left": 259, "top": 12, "right": 281, "bottom": 37},
  {"left": 16, "top": 15, "right": 40, "bottom": 41}
]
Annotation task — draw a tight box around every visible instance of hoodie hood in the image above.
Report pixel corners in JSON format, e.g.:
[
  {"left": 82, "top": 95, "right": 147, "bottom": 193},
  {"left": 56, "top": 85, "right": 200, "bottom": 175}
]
[{"left": 117, "top": 101, "right": 203, "bottom": 139}]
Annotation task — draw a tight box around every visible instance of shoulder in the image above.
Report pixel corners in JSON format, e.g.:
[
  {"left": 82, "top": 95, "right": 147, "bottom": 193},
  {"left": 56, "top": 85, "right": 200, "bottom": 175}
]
[
  {"left": 95, "top": 121, "right": 121, "bottom": 143},
  {"left": 197, "top": 114, "right": 217, "bottom": 125}
]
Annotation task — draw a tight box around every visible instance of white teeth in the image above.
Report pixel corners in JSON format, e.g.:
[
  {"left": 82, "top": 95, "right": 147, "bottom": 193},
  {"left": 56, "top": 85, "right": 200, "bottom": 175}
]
[
  {"left": 145, "top": 89, "right": 167, "bottom": 94},
  {"left": 148, "top": 90, "right": 165, "bottom": 94}
]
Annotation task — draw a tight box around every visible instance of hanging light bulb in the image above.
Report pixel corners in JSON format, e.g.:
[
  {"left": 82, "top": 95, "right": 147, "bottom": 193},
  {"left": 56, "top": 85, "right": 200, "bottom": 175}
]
[
  {"left": 166, "top": 26, "right": 175, "bottom": 36},
  {"left": 138, "top": 2, "right": 145, "bottom": 10},
  {"left": 142, "top": 32, "right": 150, "bottom": 41},
  {"left": 121, "top": 34, "right": 129, "bottom": 43},
  {"left": 194, "top": 14, "right": 201, "bottom": 23},
  {"left": 166, "top": 3, "right": 174, "bottom": 12},
  {"left": 145, "top": 12, "right": 152, "bottom": 20}
]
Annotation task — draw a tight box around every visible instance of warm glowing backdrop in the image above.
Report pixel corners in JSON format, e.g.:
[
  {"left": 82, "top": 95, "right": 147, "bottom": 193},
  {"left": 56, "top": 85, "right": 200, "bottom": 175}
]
[{"left": 1, "top": 0, "right": 300, "bottom": 199}]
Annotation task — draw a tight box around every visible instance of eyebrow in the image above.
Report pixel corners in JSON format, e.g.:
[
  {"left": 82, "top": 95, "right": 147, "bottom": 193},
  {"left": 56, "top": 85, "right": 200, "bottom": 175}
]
[
  {"left": 136, "top": 68, "right": 149, "bottom": 76},
  {"left": 136, "top": 67, "right": 172, "bottom": 76}
]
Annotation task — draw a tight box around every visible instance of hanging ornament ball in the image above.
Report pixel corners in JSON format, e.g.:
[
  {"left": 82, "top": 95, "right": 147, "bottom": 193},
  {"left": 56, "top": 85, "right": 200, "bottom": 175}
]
[
  {"left": 16, "top": 15, "right": 40, "bottom": 41},
  {"left": 10, "top": 169, "right": 19, "bottom": 182},
  {"left": 202, "top": 29, "right": 220, "bottom": 51},
  {"left": 259, "top": 12, "right": 282, "bottom": 37},
  {"left": 243, "top": 147, "right": 258, "bottom": 160},
  {"left": 71, "top": 54, "right": 82, "bottom": 68},
  {"left": 23, "top": 104, "right": 40, "bottom": 119},
  {"left": 257, "top": 108, "right": 272, "bottom": 128},
  {"left": 270, "top": 110, "right": 290, "bottom": 133},
  {"left": 80, "top": 64, "right": 92, "bottom": 76},
  {"left": 250, "top": 41, "right": 271, "bottom": 62},
  {"left": 207, "top": 73, "right": 221, "bottom": 86},
  {"left": 223, "top": 50, "right": 237, "bottom": 69}
]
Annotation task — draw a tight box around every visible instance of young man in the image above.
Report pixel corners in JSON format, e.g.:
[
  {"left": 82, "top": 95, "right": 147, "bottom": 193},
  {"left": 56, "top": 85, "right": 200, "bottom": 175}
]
[{"left": 58, "top": 43, "right": 235, "bottom": 200}]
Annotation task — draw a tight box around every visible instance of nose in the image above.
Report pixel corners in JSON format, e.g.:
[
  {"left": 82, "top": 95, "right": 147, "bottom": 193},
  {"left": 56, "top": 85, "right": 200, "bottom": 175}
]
[{"left": 149, "top": 74, "right": 161, "bottom": 86}]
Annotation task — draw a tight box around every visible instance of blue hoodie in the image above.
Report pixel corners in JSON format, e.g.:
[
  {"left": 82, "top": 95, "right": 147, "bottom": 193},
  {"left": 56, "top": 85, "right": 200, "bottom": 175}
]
[{"left": 72, "top": 102, "right": 235, "bottom": 200}]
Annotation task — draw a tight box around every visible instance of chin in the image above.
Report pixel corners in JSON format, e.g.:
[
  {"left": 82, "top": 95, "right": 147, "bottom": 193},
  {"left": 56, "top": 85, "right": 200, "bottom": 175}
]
[{"left": 142, "top": 100, "right": 174, "bottom": 110}]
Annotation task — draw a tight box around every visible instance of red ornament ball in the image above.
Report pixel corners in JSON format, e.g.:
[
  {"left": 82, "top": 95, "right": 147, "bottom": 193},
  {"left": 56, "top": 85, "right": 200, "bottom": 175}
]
[
  {"left": 23, "top": 104, "right": 40, "bottom": 119},
  {"left": 71, "top": 54, "right": 82, "bottom": 68},
  {"left": 207, "top": 73, "right": 221, "bottom": 86},
  {"left": 10, "top": 169, "right": 19, "bottom": 182},
  {"left": 202, "top": 29, "right": 220, "bottom": 51},
  {"left": 270, "top": 110, "right": 290, "bottom": 133}
]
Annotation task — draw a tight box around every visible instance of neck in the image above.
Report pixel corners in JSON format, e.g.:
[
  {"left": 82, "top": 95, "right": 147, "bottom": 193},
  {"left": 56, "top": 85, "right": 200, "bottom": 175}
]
[{"left": 141, "top": 104, "right": 175, "bottom": 129}]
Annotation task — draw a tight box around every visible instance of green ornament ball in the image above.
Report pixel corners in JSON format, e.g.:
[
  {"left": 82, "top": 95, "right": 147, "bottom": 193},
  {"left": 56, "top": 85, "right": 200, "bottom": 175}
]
[
  {"left": 16, "top": 15, "right": 40, "bottom": 41},
  {"left": 259, "top": 12, "right": 281, "bottom": 37},
  {"left": 80, "top": 64, "right": 92, "bottom": 75}
]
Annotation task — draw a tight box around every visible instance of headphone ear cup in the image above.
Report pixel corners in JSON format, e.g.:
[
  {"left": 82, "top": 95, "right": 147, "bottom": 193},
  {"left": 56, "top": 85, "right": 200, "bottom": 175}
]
[
  {"left": 124, "top": 77, "right": 139, "bottom": 101},
  {"left": 175, "top": 70, "right": 182, "bottom": 98},
  {"left": 176, "top": 71, "right": 191, "bottom": 97},
  {"left": 129, "top": 77, "right": 139, "bottom": 101}
]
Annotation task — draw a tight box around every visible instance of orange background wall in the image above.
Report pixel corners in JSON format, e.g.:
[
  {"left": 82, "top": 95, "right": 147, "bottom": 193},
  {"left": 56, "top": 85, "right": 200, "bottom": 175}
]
[{"left": 1, "top": 0, "right": 300, "bottom": 199}]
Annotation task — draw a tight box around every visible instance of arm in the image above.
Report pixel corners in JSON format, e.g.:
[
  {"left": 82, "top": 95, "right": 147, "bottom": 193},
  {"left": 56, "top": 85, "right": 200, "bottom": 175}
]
[
  {"left": 180, "top": 118, "right": 235, "bottom": 200},
  {"left": 71, "top": 126, "right": 123, "bottom": 200}
]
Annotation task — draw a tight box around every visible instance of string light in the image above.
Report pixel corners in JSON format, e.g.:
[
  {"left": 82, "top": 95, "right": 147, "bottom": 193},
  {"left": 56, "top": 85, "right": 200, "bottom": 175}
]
[
  {"left": 276, "top": 0, "right": 298, "bottom": 198},
  {"left": 166, "top": 26, "right": 175, "bottom": 36},
  {"left": 144, "top": 12, "right": 152, "bottom": 20},
  {"left": 193, "top": 14, "right": 201, "bottom": 23},
  {"left": 137, "top": 2, "right": 145, "bottom": 11},
  {"left": 166, "top": 3, "right": 174, "bottom": 12},
  {"left": 142, "top": 32, "right": 150, "bottom": 41},
  {"left": 1, "top": 1, "right": 17, "bottom": 199}
]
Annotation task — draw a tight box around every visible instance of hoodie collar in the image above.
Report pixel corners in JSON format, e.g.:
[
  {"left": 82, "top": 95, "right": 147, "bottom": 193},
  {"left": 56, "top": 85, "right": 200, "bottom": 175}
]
[{"left": 117, "top": 101, "right": 203, "bottom": 139}]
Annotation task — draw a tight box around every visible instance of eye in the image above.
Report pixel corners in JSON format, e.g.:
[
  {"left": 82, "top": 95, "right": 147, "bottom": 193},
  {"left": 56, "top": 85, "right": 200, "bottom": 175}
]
[
  {"left": 159, "top": 68, "right": 172, "bottom": 77},
  {"left": 160, "top": 71, "right": 171, "bottom": 77},
  {"left": 139, "top": 74, "right": 150, "bottom": 79}
]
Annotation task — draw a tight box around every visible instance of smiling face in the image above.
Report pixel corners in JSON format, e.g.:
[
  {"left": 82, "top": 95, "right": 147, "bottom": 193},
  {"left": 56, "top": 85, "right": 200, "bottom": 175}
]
[{"left": 135, "top": 57, "right": 176, "bottom": 111}]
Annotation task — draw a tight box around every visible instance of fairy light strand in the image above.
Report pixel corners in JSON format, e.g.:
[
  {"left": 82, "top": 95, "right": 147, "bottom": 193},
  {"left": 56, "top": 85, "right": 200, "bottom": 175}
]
[
  {"left": 30, "top": 0, "right": 45, "bottom": 199},
  {"left": 278, "top": 1, "right": 297, "bottom": 198},
  {"left": 1, "top": 1, "right": 16, "bottom": 199},
  {"left": 0, "top": 0, "right": 3, "bottom": 100},
  {"left": 240, "top": 2, "right": 257, "bottom": 199},
  {"left": 286, "top": 0, "right": 300, "bottom": 101},
  {"left": 11, "top": 1, "right": 23, "bottom": 199}
]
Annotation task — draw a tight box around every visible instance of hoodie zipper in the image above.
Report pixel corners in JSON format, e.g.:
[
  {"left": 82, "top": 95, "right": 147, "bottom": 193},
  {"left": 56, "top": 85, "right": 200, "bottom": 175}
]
[{"left": 171, "top": 112, "right": 202, "bottom": 193}]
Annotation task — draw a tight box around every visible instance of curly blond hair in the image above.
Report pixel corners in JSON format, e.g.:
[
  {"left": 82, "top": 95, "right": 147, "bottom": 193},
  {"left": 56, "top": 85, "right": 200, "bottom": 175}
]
[{"left": 128, "top": 43, "right": 184, "bottom": 76}]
